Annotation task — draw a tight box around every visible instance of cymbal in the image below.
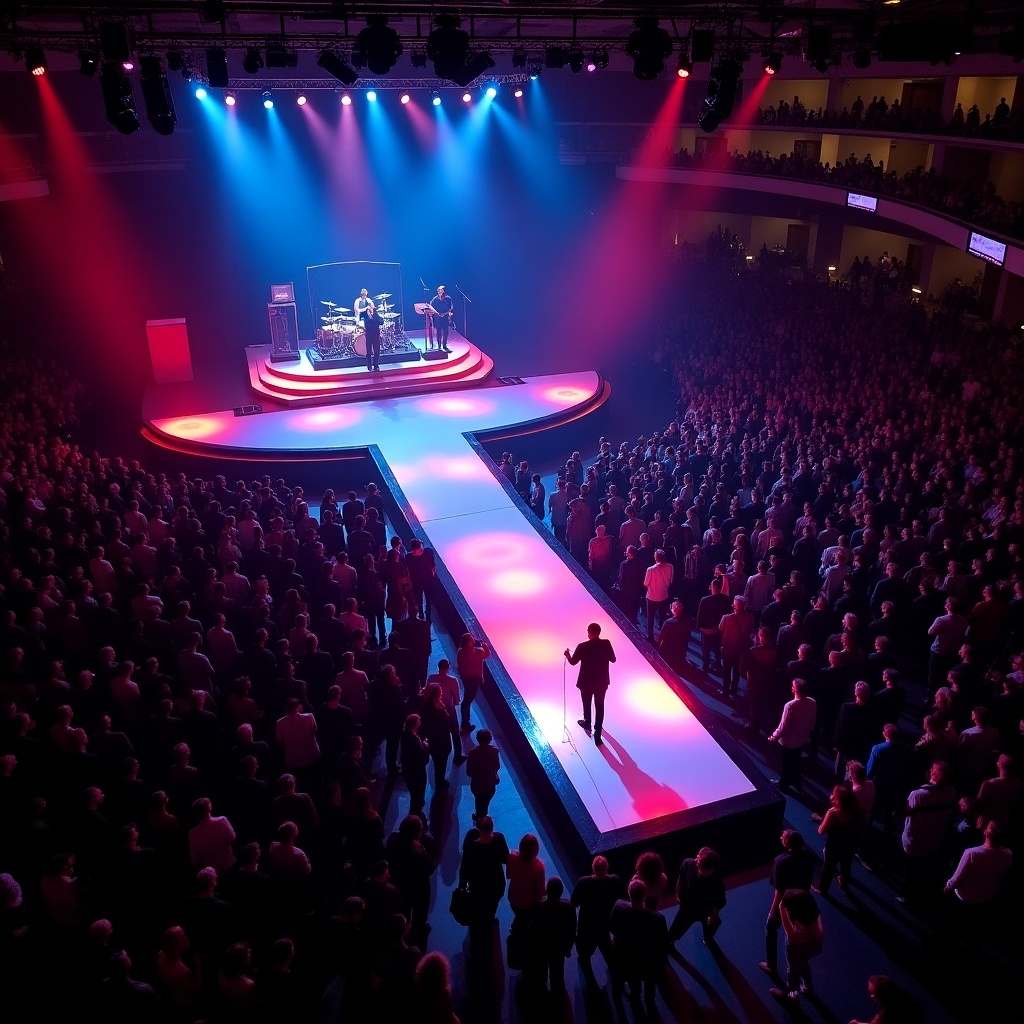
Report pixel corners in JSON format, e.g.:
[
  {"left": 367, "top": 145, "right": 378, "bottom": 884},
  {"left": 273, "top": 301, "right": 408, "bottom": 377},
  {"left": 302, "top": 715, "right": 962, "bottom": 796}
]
[
  {"left": 382, "top": 312, "right": 400, "bottom": 319},
  {"left": 334, "top": 306, "right": 352, "bottom": 312},
  {"left": 320, "top": 300, "right": 338, "bottom": 306},
  {"left": 321, "top": 315, "right": 343, "bottom": 322},
  {"left": 374, "top": 292, "right": 392, "bottom": 300}
]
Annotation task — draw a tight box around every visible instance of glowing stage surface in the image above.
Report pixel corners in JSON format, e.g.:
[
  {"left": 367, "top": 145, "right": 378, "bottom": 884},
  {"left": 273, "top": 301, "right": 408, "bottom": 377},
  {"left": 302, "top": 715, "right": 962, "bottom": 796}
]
[{"left": 147, "top": 372, "right": 780, "bottom": 861}]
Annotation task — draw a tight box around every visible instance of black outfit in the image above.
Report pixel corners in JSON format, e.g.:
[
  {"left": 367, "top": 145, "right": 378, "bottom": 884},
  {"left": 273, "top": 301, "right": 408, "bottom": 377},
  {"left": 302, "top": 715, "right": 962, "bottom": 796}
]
[
  {"left": 571, "top": 872, "right": 624, "bottom": 969},
  {"left": 764, "top": 845, "right": 816, "bottom": 973},
  {"left": 431, "top": 291, "right": 454, "bottom": 349},
  {"left": 567, "top": 635, "right": 616, "bottom": 742},
  {"left": 668, "top": 857, "right": 726, "bottom": 942},
  {"left": 609, "top": 899, "right": 668, "bottom": 1015},
  {"left": 363, "top": 306, "right": 383, "bottom": 371}
]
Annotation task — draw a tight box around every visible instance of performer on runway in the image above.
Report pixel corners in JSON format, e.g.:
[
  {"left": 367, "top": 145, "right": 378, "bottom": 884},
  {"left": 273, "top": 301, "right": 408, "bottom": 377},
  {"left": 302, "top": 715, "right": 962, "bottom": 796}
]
[
  {"left": 354, "top": 288, "right": 372, "bottom": 320},
  {"left": 564, "top": 623, "right": 616, "bottom": 746},
  {"left": 363, "top": 301, "right": 383, "bottom": 372},
  {"left": 429, "top": 284, "right": 454, "bottom": 352}
]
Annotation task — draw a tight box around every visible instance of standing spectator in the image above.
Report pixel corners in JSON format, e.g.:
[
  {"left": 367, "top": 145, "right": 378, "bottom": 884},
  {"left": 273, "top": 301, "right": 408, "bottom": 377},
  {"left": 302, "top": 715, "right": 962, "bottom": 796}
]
[
  {"left": 643, "top": 548, "right": 675, "bottom": 641},
  {"left": 696, "top": 576, "right": 731, "bottom": 674},
  {"left": 668, "top": 846, "right": 727, "bottom": 945},
  {"left": 275, "top": 698, "right": 320, "bottom": 788},
  {"left": 815, "top": 785, "right": 862, "bottom": 898},
  {"left": 656, "top": 599, "right": 694, "bottom": 675},
  {"left": 528, "top": 877, "right": 576, "bottom": 999},
  {"left": 413, "top": 952, "right": 461, "bottom": 1024},
  {"left": 457, "top": 816, "right": 510, "bottom": 959},
  {"left": 570, "top": 855, "right": 623, "bottom": 979},
  {"left": 456, "top": 633, "right": 490, "bottom": 734},
  {"left": 188, "top": 797, "right": 236, "bottom": 871},
  {"left": 760, "top": 830, "right": 816, "bottom": 981},
  {"left": 720, "top": 595, "right": 756, "bottom": 700},
  {"left": 768, "top": 889, "right": 823, "bottom": 1003},
  {"left": 609, "top": 879, "right": 668, "bottom": 1018},
  {"left": 400, "top": 714, "right": 429, "bottom": 816},
  {"left": 901, "top": 761, "right": 958, "bottom": 906},
  {"left": 768, "top": 678, "right": 817, "bottom": 792},
  {"left": 465, "top": 729, "right": 500, "bottom": 821}
]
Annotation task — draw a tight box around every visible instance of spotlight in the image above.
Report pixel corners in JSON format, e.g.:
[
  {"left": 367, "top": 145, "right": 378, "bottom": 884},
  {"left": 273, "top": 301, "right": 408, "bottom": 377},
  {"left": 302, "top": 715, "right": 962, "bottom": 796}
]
[
  {"left": 400, "top": 92, "right": 410, "bottom": 104},
  {"left": 691, "top": 28, "right": 716, "bottom": 62},
  {"left": 411, "top": 49, "right": 428, "bottom": 69},
  {"left": 462, "top": 92, "right": 471, "bottom": 103},
  {"left": 592, "top": 48, "right": 609, "bottom": 70},
  {"left": 512, "top": 48, "right": 527, "bottom": 69},
  {"left": 25, "top": 47, "right": 46, "bottom": 76},
  {"left": 587, "top": 60, "right": 597, "bottom": 73},
  {"left": 225, "top": 92, "right": 236, "bottom": 106},
  {"left": 431, "top": 90, "right": 441, "bottom": 106},
  {"left": 262, "top": 91, "right": 274, "bottom": 109},
  {"left": 626, "top": 17, "right": 673, "bottom": 81},
  {"left": 242, "top": 47, "right": 264, "bottom": 74},
  {"left": 318, "top": 49, "right": 359, "bottom": 86},
  {"left": 452, "top": 52, "right": 495, "bottom": 87},
  {"left": 568, "top": 47, "right": 585, "bottom": 74},
  {"left": 341, "top": 94, "right": 352, "bottom": 106},
  {"left": 545, "top": 47, "right": 568, "bottom": 69},
  {"left": 356, "top": 14, "right": 403, "bottom": 76},
  {"left": 514, "top": 87, "right": 523, "bottom": 98},
  {"left": 428, "top": 14, "right": 470, "bottom": 82},
  {"left": 101, "top": 62, "right": 141, "bottom": 135},
  {"left": 485, "top": 85, "right": 497, "bottom": 98},
  {"left": 677, "top": 54, "right": 693, "bottom": 78},
  {"left": 166, "top": 49, "right": 184, "bottom": 72},
  {"left": 366, "top": 90, "right": 377, "bottom": 102},
  {"left": 296, "top": 94, "right": 306, "bottom": 106},
  {"left": 763, "top": 51, "right": 782, "bottom": 75},
  {"left": 122, "top": 60, "right": 134, "bottom": 71},
  {"left": 78, "top": 50, "right": 98, "bottom": 76},
  {"left": 205, "top": 48, "right": 229, "bottom": 88},
  {"left": 140, "top": 54, "right": 176, "bottom": 135},
  {"left": 99, "top": 22, "right": 132, "bottom": 65},
  {"left": 265, "top": 44, "right": 297, "bottom": 69},
  {"left": 195, "top": 86, "right": 207, "bottom": 99},
  {"left": 697, "top": 57, "right": 741, "bottom": 133}
]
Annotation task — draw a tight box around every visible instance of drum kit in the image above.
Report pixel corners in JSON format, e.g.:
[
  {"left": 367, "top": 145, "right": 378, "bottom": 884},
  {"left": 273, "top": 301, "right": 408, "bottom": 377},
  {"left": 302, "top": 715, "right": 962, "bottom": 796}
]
[{"left": 313, "top": 294, "right": 403, "bottom": 360}]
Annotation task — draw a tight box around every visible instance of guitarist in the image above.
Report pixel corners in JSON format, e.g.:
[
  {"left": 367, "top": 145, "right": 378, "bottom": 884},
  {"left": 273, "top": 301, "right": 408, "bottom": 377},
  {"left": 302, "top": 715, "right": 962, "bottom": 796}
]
[{"left": 429, "top": 284, "right": 454, "bottom": 353}]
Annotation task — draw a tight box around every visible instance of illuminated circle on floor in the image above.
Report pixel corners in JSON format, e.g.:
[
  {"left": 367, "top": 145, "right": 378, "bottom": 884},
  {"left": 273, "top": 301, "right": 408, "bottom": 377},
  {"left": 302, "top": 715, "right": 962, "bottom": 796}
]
[
  {"left": 489, "top": 568, "right": 548, "bottom": 597},
  {"left": 447, "top": 532, "right": 532, "bottom": 569},
  {"left": 286, "top": 407, "right": 364, "bottom": 432},
  {"left": 415, "top": 395, "right": 496, "bottom": 417},
  {"left": 162, "top": 416, "right": 223, "bottom": 439}
]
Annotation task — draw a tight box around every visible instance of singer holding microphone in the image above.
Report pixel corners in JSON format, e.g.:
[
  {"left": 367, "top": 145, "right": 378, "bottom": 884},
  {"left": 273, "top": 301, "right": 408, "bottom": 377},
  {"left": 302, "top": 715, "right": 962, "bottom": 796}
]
[
  {"left": 565, "top": 623, "right": 616, "bottom": 747},
  {"left": 429, "top": 284, "right": 454, "bottom": 353}
]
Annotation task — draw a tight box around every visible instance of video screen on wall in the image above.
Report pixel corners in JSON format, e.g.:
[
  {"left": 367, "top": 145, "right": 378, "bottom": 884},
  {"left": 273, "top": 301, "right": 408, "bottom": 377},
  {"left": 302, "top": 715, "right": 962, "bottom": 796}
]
[
  {"left": 846, "top": 192, "right": 878, "bottom": 213},
  {"left": 967, "top": 231, "right": 1007, "bottom": 267}
]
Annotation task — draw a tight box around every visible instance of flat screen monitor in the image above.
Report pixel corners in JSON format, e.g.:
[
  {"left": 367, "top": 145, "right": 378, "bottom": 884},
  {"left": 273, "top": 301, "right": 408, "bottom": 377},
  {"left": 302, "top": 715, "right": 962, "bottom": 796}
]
[
  {"left": 967, "top": 231, "right": 1007, "bottom": 267},
  {"left": 847, "top": 192, "right": 877, "bottom": 212}
]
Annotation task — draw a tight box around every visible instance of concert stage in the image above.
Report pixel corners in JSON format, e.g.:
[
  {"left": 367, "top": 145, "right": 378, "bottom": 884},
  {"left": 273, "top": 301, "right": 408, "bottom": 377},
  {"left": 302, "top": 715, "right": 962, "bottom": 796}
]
[{"left": 144, "top": 363, "right": 783, "bottom": 870}]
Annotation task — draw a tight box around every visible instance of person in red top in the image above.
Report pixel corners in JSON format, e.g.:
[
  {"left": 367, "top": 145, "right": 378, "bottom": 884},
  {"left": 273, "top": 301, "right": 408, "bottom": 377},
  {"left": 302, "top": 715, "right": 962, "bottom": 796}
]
[{"left": 456, "top": 633, "right": 490, "bottom": 734}]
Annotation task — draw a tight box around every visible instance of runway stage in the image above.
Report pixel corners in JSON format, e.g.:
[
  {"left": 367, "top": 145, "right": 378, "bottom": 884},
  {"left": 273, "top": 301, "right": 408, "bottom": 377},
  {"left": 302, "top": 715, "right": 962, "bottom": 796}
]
[{"left": 145, "top": 355, "right": 783, "bottom": 870}]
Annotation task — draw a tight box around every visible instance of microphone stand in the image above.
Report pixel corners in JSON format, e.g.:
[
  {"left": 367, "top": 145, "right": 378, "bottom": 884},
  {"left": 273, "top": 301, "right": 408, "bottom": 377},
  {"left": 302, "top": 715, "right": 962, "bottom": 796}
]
[{"left": 454, "top": 283, "right": 472, "bottom": 340}]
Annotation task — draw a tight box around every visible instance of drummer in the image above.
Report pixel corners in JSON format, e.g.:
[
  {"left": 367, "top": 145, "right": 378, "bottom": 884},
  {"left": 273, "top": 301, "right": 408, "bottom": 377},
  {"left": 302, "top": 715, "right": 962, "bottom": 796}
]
[{"left": 354, "top": 288, "right": 372, "bottom": 321}]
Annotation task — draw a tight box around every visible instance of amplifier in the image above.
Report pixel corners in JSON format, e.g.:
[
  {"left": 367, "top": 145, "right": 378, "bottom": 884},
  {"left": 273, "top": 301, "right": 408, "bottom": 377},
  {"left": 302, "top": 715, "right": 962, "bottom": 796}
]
[{"left": 268, "top": 302, "right": 300, "bottom": 362}]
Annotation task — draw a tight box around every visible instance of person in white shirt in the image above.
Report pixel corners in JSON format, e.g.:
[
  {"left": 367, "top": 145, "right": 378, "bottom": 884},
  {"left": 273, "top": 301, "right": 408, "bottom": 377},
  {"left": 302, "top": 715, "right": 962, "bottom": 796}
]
[
  {"left": 188, "top": 798, "right": 236, "bottom": 871},
  {"left": 643, "top": 549, "right": 674, "bottom": 641},
  {"left": 769, "top": 678, "right": 817, "bottom": 792},
  {"left": 945, "top": 820, "right": 1012, "bottom": 905}
]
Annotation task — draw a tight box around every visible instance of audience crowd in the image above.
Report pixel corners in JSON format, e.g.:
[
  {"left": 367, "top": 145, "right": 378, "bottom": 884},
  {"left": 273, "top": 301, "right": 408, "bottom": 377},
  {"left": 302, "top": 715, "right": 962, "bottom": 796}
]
[{"left": 673, "top": 145, "right": 1024, "bottom": 241}]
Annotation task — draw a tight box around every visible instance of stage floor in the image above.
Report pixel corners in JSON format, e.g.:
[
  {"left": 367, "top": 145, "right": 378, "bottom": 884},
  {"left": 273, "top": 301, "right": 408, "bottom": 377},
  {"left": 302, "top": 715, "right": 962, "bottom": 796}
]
[{"left": 148, "top": 371, "right": 767, "bottom": 847}]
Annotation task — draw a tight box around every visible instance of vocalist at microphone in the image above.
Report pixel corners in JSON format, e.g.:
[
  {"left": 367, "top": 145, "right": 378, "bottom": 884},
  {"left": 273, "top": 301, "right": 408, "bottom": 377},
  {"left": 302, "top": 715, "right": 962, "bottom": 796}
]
[{"left": 564, "top": 623, "right": 616, "bottom": 746}]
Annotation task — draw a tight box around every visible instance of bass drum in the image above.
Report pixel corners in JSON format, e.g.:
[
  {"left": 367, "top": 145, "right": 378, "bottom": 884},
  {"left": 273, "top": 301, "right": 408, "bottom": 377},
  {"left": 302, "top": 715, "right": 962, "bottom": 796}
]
[{"left": 352, "top": 328, "right": 367, "bottom": 357}]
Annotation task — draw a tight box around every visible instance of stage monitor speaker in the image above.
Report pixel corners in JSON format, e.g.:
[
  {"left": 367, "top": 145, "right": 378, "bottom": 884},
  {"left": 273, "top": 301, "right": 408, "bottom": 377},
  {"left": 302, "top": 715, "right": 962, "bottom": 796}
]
[
  {"left": 233, "top": 404, "right": 263, "bottom": 417},
  {"left": 146, "top": 317, "right": 194, "bottom": 384},
  {"left": 268, "top": 301, "right": 300, "bottom": 362}
]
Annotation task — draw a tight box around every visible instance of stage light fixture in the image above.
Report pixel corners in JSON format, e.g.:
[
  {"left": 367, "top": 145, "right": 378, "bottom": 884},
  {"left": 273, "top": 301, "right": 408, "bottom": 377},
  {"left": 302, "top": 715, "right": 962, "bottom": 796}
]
[
  {"left": 592, "top": 48, "right": 609, "bottom": 70},
  {"left": 545, "top": 46, "right": 568, "bottom": 69},
  {"left": 697, "top": 57, "right": 740, "bottom": 133},
  {"left": 242, "top": 47, "right": 264, "bottom": 74},
  {"left": 431, "top": 90, "right": 441, "bottom": 106},
  {"left": 677, "top": 54, "right": 693, "bottom": 78},
  {"left": 262, "top": 90, "right": 274, "bottom": 109},
  {"left": 512, "top": 48, "right": 527, "bottom": 69},
  {"left": 166, "top": 49, "right": 184, "bottom": 72},
  {"left": 626, "top": 17, "right": 673, "bottom": 81},
  {"left": 99, "top": 22, "right": 132, "bottom": 64},
  {"left": 804, "top": 24, "right": 832, "bottom": 67},
  {"left": 428, "top": 14, "right": 470, "bottom": 82},
  {"left": 356, "top": 14, "right": 403, "bottom": 76},
  {"left": 200, "top": 0, "right": 225, "bottom": 23},
  {"left": 296, "top": 94, "right": 306, "bottom": 106},
  {"left": 763, "top": 51, "right": 782, "bottom": 75},
  {"left": 101, "top": 62, "right": 141, "bottom": 135},
  {"left": 25, "top": 47, "right": 47, "bottom": 76},
  {"left": 485, "top": 85, "right": 497, "bottom": 98},
  {"left": 462, "top": 92, "right": 472, "bottom": 103},
  {"left": 587, "top": 60, "right": 597, "bottom": 73},
  {"left": 568, "top": 47, "right": 585, "bottom": 74},
  {"left": 317, "top": 49, "right": 359, "bottom": 86},
  {"left": 411, "top": 49, "right": 428, "bottom": 69},
  {"left": 265, "top": 44, "right": 298, "bottom": 69},
  {"left": 452, "top": 52, "right": 495, "bottom": 87},
  {"left": 205, "top": 48, "right": 229, "bottom": 88},
  {"left": 366, "top": 90, "right": 377, "bottom": 102},
  {"left": 140, "top": 54, "right": 176, "bottom": 135},
  {"left": 78, "top": 50, "right": 98, "bottom": 76},
  {"left": 514, "top": 87, "right": 523, "bottom": 98},
  {"left": 691, "top": 28, "right": 716, "bottom": 62},
  {"left": 341, "top": 93, "right": 352, "bottom": 106},
  {"left": 225, "top": 92, "right": 236, "bottom": 106},
  {"left": 195, "top": 86, "right": 207, "bottom": 99},
  {"left": 400, "top": 92, "right": 410, "bottom": 104}
]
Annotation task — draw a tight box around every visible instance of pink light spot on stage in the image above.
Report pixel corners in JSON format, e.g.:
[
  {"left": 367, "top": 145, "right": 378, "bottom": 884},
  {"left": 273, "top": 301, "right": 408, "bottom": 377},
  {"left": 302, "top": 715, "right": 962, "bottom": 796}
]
[
  {"left": 621, "top": 678, "right": 691, "bottom": 723},
  {"left": 162, "top": 417, "right": 224, "bottom": 439},
  {"left": 448, "top": 533, "right": 532, "bottom": 569},
  {"left": 490, "top": 568, "right": 547, "bottom": 597},
  {"left": 541, "top": 385, "right": 595, "bottom": 405},
  {"left": 429, "top": 455, "right": 489, "bottom": 480},
  {"left": 416, "top": 395, "right": 495, "bottom": 417},
  {"left": 514, "top": 630, "right": 571, "bottom": 667},
  {"left": 287, "top": 407, "right": 362, "bottom": 432}
]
